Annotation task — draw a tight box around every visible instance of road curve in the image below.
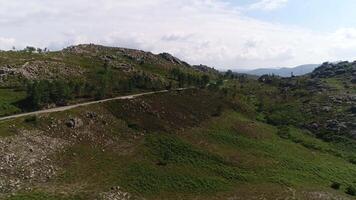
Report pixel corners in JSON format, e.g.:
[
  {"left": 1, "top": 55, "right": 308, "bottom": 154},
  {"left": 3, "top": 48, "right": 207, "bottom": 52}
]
[{"left": 0, "top": 89, "right": 185, "bottom": 122}]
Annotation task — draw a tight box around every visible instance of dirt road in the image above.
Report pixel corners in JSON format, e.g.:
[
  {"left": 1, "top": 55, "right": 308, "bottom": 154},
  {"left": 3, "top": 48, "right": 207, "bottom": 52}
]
[{"left": 0, "top": 89, "right": 180, "bottom": 121}]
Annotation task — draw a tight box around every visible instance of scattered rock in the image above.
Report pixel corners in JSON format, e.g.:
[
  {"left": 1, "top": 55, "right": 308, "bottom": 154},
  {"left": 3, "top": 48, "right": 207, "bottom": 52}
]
[
  {"left": 86, "top": 112, "right": 98, "bottom": 119},
  {"left": 18, "top": 61, "right": 84, "bottom": 80},
  {"left": 66, "top": 117, "right": 84, "bottom": 129},
  {"left": 100, "top": 186, "right": 143, "bottom": 200},
  {"left": 0, "top": 130, "right": 68, "bottom": 193},
  {"left": 322, "top": 106, "right": 332, "bottom": 112},
  {"left": 159, "top": 52, "right": 185, "bottom": 65},
  {"left": 326, "top": 119, "right": 348, "bottom": 132}
]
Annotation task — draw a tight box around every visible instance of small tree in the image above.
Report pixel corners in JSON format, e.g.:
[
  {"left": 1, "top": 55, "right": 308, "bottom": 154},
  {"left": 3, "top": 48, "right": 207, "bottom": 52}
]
[
  {"left": 201, "top": 75, "right": 210, "bottom": 87},
  {"left": 24, "top": 46, "right": 36, "bottom": 53}
]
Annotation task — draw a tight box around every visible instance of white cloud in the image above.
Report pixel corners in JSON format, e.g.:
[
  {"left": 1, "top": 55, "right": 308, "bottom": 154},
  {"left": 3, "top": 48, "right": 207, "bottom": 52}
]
[
  {"left": 248, "top": 0, "right": 288, "bottom": 11},
  {"left": 0, "top": 37, "right": 16, "bottom": 49},
  {"left": 0, "top": 0, "right": 355, "bottom": 69}
]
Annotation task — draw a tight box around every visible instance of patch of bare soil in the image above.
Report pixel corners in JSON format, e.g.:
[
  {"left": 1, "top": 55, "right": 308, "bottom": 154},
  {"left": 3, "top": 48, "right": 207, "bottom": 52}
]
[{"left": 0, "top": 130, "right": 69, "bottom": 194}]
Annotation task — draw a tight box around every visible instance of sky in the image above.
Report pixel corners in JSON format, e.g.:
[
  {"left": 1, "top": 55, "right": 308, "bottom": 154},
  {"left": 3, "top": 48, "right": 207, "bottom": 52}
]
[{"left": 1, "top": 0, "right": 356, "bottom": 70}]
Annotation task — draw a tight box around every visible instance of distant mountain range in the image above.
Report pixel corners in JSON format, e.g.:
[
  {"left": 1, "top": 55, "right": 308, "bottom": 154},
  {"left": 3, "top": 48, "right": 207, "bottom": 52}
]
[{"left": 242, "top": 64, "right": 320, "bottom": 77}]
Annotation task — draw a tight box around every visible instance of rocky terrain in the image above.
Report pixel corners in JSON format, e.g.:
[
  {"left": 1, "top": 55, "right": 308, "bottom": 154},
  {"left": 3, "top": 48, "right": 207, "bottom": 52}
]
[{"left": 0, "top": 130, "right": 69, "bottom": 194}]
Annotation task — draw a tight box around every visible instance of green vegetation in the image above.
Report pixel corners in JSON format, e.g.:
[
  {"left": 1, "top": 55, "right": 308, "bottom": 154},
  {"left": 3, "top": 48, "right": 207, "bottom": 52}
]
[
  {"left": 0, "top": 44, "right": 219, "bottom": 117},
  {"left": 45, "top": 110, "right": 356, "bottom": 199},
  {"left": 0, "top": 45, "right": 355, "bottom": 199},
  {"left": 346, "top": 185, "right": 356, "bottom": 196},
  {"left": 331, "top": 182, "right": 341, "bottom": 190},
  {"left": 0, "top": 89, "right": 26, "bottom": 116},
  {"left": 170, "top": 68, "right": 210, "bottom": 88}
]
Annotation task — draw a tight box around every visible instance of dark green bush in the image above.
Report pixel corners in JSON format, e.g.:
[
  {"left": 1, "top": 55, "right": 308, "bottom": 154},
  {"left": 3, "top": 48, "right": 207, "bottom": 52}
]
[
  {"left": 346, "top": 185, "right": 356, "bottom": 196},
  {"left": 24, "top": 115, "right": 38, "bottom": 124},
  {"left": 331, "top": 182, "right": 341, "bottom": 190},
  {"left": 349, "top": 157, "right": 356, "bottom": 165}
]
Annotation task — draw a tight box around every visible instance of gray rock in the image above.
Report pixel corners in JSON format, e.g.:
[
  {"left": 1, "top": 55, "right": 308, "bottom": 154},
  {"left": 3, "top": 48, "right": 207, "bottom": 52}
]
[
  {"left": 322, "top": 106, "right": 332, "bottom": 112},
  {"left": 66, "top": 118, "right": 83, "bottom": 129},
  {"left": 86, "top": 112, "right": 97, "bottom": 119}
]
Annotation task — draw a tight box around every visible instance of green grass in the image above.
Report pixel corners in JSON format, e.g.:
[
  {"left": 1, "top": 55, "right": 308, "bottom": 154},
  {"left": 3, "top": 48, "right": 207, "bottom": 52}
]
[
  {"left": 54, "top": 111, "right": 356, "bottom": 199},
  {"left": 0, "top": 88, "right": 26, "bottom": 116},
  {"left": 187, "top": 112, "right": 356, "bottom": 191},
  {"left": 57, "top": 133, "right": 245, "bottom": 198},
  {"left": 324, "top": 78, "right": 345, "bottom": 91},
  {"left": 0, "top": 117, "right": 37, "bottom": 137},
  {"left": 122, "top": 163, "right": 230, "bottom": 194}
]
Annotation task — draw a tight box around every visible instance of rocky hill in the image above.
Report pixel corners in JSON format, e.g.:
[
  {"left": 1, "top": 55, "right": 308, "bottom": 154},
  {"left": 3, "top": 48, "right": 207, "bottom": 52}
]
[
  {"left": 0, "top": 44, "right": 218, "bottom": 117},
  {"left": 258, "top": 61, "right": 355, "bottom": 142},
  {"left": 0, "top": 44, "right": 217, "bottom": 84},
  {"left": 311, "top": 61, "right": 356, "bottom": 80}
]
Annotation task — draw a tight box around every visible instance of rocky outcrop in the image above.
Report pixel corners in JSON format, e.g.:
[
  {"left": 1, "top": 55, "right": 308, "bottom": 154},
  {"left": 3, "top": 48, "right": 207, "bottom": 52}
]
[
  {"left": 100, "top": 186, "right": 143, "bottom": 200},
  {"left": 159, "top": 52, "right": 186, "bottom": 65},
  {"left": 18, "top": 61, "right": 84, "bottom": 80},
  {"left": 311, "top": 61, "right": 356, "bottom": 78},
  {"left": 192, "top": 64, "right": 219, "bottom": 74},
  {"left": 66, "top": 117, "right": 84, "bottom": 129}
]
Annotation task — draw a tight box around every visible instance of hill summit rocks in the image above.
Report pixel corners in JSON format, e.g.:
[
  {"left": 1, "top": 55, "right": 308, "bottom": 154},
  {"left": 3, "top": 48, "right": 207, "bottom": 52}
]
[{"left": 311, "top": 61, "right": 356, "bottom": 79}]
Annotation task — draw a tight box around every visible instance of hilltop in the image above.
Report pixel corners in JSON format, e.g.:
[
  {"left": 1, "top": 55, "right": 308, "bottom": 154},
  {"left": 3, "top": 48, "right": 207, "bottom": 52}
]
[{"left": 0, "top": 44, "right": 217, "bottom": 116}]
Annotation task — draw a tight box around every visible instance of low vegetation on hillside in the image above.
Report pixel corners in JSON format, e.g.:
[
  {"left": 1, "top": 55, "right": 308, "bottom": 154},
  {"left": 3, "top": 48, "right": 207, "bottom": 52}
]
[{"left": 0, "top": 45, "right": 355, "bottom": 199}]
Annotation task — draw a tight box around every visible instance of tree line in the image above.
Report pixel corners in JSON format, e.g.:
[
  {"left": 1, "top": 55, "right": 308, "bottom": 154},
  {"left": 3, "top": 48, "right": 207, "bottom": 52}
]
[
  {"left": 24, "top": 65, "right": 213, "bottom": 109},
  {"left": 25, "top": 69, "right": 167, "bottom": 109},
  {"left": 169, "top": 68, "right": 210, "bottom": 88}
]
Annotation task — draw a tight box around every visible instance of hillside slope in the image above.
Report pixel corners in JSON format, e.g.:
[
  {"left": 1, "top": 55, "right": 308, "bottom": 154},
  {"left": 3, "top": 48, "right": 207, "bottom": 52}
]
[
  {"left": 0, "top": 45, "right": 355, "bottom": 200},
  {"left": 0, "top": 44, "right": 217, "bottom": 117},
  {"left": 0, "top": 89, "right": 355, "bottom": 200}
]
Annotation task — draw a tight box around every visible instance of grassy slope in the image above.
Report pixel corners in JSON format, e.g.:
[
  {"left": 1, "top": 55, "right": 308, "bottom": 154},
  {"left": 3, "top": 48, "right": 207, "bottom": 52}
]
[
  {"left": 0, "top": 89, "right": 26, "bottom": 116},
  {"left": 2, "top": 90, "right": 355, "bottom": 200}
]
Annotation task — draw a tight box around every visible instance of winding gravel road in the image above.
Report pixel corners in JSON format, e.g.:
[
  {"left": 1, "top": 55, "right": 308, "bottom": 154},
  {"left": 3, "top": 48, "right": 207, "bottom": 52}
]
[{"left": 0, "top": 89, "right": 185, "bottom": 122}]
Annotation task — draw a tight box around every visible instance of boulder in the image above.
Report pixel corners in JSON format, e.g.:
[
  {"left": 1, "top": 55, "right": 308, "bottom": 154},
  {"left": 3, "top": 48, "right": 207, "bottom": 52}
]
[
  {"left": 322, "top": 106, "right": 332, "bottom": 112},
  {"left": 66, "top": 118, "right": 83, "bottom": 129}
]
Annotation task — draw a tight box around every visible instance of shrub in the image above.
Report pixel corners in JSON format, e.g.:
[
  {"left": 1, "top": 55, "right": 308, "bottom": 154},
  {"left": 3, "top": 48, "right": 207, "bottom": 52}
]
[
  {"left": 331, "top": 182, "right": 341, "bottom": 190},
  {"left": 277, "top": 126, "right": 291, "bottom": 139},
  {"left": 24, "top": 115, "right": 38, "bottom": 125},
  {"left": 346, "top": 186, "right": 356, "bottom": 196},
  {"left": 348, "top": 156, "right": 356, "bottom": 165},
  {"left": 211, "top": 105, "right": 223, "bottom": 117}
]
